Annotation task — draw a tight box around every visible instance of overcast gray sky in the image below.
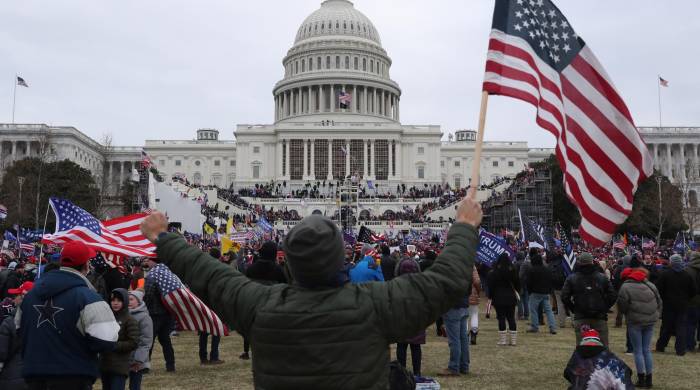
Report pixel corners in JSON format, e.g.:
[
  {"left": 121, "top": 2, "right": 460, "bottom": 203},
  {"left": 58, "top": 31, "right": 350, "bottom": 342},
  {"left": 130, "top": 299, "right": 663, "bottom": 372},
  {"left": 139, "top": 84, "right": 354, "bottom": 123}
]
[{"left": 1, "top": 0, "right": 697, "bottom": 148}]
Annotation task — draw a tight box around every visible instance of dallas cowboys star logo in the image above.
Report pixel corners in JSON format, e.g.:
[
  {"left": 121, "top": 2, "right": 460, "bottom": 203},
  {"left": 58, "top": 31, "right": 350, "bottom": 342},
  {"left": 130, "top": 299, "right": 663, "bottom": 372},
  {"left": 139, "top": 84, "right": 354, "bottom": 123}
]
[{"left": 34, "top": 298, "right": 65, "bottom": 329}]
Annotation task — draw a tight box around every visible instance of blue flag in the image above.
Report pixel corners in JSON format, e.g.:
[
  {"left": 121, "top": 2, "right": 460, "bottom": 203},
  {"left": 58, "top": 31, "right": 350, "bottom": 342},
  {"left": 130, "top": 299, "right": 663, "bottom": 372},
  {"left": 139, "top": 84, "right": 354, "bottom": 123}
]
[
  {"left": 673, "top": 232, "right": 686, "bottom": 254},
  {"left": 476, "top": 230, "right": 515, "bottom": 267}
]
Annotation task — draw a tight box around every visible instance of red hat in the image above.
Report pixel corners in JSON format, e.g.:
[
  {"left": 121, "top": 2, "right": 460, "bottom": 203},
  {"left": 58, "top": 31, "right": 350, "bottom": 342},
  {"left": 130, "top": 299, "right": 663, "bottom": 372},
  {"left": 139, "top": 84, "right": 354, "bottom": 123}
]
[
  {"left": 60, "top": 241, "right": 97, "bottom": 267},
  {"left": 580, "top": 328, "right": 603, "bottom": 347},
  {"left": 8, "top": 281, "right": 34, "bottom": 295}
]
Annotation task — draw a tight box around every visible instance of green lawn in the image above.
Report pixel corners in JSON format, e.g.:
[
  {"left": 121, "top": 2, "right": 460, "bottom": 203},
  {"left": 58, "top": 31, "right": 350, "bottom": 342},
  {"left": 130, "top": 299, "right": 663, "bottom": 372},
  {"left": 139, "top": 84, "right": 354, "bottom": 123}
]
[{"left": 103, "top": 306, "right": 698, "bottom": 389}]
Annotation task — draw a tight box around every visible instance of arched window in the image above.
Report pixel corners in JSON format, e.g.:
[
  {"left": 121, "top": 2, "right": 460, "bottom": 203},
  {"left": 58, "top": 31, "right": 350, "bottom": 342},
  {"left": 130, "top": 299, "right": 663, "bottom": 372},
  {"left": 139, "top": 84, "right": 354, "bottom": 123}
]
[
  {"left": 309, "top": 57, "right": 313, "bottom": 71},
  {"left": 343, "top": 22, "right": 347, "bottom": 29},
  {"left": 354, "top": 57, "right": 358, "bottom": 70},
  {"left": 301, "top": 59, "right": 305, "bottom": 72},
  {"left": 336, "top": 21, "right": 339, "bottom": 29},
  {"left": 335, "top": 56, "right": 340, "bottom": 68},
  {"left": 363, "top": 58, "right": 367, "bottom": 71},
  {"left": 370, "top": 60, "right": 374, "bottom": 73},
  {"left": 317, "top": 57, "right": 321, "bottom": 69},
  {"left": 350, "top": 22, "right": 354, "bottom": 30},
  {"left": 326, "top": 56, "right": 331, "bottom": 69},
  {"left": 193, "top": 172, "right": 202, "bottom": 185},
  {"left": 345, "top": 56, "right": 349, "bottom": 69},
  {"left": 321, "top": 23, "right": 325, "bottom": 30},
  {"left": 295, "top": 61, "right": 298, "bottom": 74}
]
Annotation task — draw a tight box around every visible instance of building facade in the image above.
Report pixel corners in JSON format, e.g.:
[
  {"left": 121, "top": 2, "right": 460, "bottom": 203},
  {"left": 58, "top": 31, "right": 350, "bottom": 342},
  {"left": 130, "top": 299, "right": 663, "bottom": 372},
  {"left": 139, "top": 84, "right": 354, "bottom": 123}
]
[{"left": 1, "top": 1, "right": 697, "bottom": 220}]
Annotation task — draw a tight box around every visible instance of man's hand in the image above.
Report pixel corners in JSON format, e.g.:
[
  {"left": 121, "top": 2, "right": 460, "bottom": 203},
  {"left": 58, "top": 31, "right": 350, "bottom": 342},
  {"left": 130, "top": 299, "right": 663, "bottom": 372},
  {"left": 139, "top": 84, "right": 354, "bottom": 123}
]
[
  {"left": 141, "top": 212, "right": 168, "bottom": 244},
  {"left": 456, "top": 188, "right": 483, "bottom": 227}
]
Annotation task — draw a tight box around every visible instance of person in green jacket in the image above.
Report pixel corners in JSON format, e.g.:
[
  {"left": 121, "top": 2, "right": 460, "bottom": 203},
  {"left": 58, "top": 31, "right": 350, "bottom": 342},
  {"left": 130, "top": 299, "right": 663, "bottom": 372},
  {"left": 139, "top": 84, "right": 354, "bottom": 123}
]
[{"left": 140, "top": 191, "right": 483, "bottom": 390}]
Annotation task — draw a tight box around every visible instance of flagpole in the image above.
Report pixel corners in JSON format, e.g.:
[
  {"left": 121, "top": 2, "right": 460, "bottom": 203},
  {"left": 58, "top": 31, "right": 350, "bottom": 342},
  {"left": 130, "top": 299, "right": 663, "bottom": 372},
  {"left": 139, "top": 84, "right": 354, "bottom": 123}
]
[
  {"left": 12, "top": 75, "right": 17, "bottom": 124},
  {"left": 657, "top": 75, "right": 662, "bottom": 128},
  {"left": 470, "top": 91, "right": 489, "bottom": 199},
  {"left": 36, "top": 202, "right": 51, "bottom": 279}
]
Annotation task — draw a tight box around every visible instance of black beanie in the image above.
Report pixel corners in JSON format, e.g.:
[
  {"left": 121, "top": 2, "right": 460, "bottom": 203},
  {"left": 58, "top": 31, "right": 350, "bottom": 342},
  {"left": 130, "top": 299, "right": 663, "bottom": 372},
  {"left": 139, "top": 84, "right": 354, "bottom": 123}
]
[
  {"left": 284, "top": 215, "right": 344, "bottom": 287},
  {"left": 259, "top": 241, "right": 277, "bottom": 261}
]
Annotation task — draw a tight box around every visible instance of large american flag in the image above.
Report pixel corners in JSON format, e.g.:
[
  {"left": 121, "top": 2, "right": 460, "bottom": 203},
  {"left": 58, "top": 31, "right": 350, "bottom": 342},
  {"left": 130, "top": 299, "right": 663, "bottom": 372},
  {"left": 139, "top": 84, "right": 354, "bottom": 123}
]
[
  {"left": 484, "top": 0, "right": 653, "bottom": 246},
  {"left": 148, "top": 263, "right": 228, "bottom": 337},
  {"left": 41, "top": 197, "right": 155, "bottom": 258}
]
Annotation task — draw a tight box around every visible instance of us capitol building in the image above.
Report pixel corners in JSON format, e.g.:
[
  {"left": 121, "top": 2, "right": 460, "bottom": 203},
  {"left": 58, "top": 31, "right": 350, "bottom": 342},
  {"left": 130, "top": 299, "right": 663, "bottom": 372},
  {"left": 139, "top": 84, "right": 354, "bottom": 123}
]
[{"left": 1, "top": 0, "right": 698, "bottom": 209}]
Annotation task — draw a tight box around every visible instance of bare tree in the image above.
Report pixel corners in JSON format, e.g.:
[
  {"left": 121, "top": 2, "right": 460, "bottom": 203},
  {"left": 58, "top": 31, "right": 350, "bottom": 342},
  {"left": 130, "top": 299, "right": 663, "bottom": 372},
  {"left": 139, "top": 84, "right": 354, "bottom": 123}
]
[
  {"left": 95, "top": 133, "right": 114, "bottom": 218},
  {"left": 33, "top": 129, "right": 56, "bottom": 228}
]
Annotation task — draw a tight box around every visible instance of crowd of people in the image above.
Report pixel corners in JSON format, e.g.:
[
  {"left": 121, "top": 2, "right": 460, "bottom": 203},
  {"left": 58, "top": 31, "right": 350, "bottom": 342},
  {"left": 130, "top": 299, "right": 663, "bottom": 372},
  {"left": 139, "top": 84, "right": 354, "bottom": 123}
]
[{"left": 1, "top": 191, "right": 699, "bottom": 389}]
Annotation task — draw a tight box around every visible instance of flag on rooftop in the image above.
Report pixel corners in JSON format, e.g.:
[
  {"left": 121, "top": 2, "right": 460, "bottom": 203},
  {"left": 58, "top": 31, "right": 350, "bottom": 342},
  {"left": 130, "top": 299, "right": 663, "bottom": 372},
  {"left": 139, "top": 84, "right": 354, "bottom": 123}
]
[
  {"left": 483, "top": 0, "right": 653, "bottom": 246},
  {"left": 41, "top": 197, "right": 155, "bottom": 258},
  {"left": 148, "top": 263, "right": 228, "bottom": 337},
  {"left": 16, "top": 76, "right": 28, "bottom": 87},
  {"left": 659, "top": 76, "right": 669, "bottom": 87}
]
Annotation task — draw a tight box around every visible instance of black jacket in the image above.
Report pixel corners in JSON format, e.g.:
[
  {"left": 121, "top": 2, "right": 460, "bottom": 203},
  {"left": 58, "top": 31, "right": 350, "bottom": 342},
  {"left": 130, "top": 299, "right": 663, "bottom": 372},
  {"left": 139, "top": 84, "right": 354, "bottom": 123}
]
[
  {"left": 548, "top": 256, "right": 567, "bottom": 290},
  {"left": 144, "top": 272, "right": 169, "bottom": 317},
  {"left": 527, "top": 264, "right": 554, "bottom": 294},
  {"left": 380, "top": 254, "right": 396, "bottom": 281},
  {"left": 487, "top": 265, "right": 520, "bottom": 307},
  {"left": 656, "top": 267, "right": 696, "bottom": 312},
  {"left": 561, "top": 264, "right": 617, "bottom": 320},
  {"left": 0, "top": 312, "right": 26, "bottom": 390},
  {"left": 246, "top": 259, "right": 287, "bottom": 285}
]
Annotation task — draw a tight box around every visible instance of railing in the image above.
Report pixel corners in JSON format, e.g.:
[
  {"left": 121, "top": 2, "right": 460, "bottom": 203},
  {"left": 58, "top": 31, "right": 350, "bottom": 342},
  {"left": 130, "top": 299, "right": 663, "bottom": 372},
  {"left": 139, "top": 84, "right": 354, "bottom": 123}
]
[
  {"left": 243, "top": 196, "right": 437, "bottom": 205},
  {"left": 638, "top": 127, "right": 700, "bottom": 134}
]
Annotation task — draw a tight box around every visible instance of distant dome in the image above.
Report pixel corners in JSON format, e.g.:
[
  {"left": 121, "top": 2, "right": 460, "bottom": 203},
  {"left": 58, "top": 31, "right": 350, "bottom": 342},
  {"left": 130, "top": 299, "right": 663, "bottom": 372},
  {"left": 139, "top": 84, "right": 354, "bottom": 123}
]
[{"left": 294, "top": 0, "right": 381, "bottom": 45}]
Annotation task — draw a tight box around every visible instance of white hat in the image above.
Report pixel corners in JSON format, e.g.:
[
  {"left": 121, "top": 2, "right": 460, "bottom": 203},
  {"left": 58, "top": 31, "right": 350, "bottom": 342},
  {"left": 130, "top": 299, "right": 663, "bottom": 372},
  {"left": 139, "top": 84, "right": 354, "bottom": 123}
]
[{"left": 7, "top": 261, "right": 18, "bottom": 270}]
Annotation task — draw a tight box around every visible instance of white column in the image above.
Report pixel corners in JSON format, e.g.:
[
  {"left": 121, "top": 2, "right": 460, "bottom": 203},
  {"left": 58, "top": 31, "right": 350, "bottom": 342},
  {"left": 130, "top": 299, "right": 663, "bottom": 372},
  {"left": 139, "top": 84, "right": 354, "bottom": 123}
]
[
  {"left": 285, "top": 141, "right": 290, "bottom": 179},
  {"left": 298, "top": 88, "right": 302, "bottom": 114},
  {"left": 108, "top": 162, "right": 114, "bottom": 194},
  {"left": 370, "top": 140, "right": 376, "bottom": 179},
  {"left": 373, "top": 88, "right": 377, "bottom": 115},
  {"left": 395, "top": 141, "right": 402, "bottom": 179},
  {"left": 330, "top": 84, "right": 335, "bottom": 112},
  {"left": 345, "top": 139, "right": 350, "bottom": 178},
  {"left": 119, "top": 161, "right": 125, "bottom": 190},
  {"left": 363, "top": 87, "right": 368, "bottom": 114},
  {"left": 381, "top": 90, "right": 385, "bottom": 116},
  {"left": 388, "top": 139, "right": 394, "bottom": 178},
  {"left": 693, "top": 144, "right": 699, "bottom": 179},
  {"left": 11, "top": 142, "right": 17, "bottom": 159},
  {"left": 327, "top": 139, "right": 333, "bottom": 180},
  {"left": 352, "top": 85, "right": 357, "bottom": 113},
  {"left": 680, "top": 144, "right": 687, "bottom": 181},
  {"left": 321, "top": 85, "right": 326, "bottom": 113},
  {"left": 311, "top": 139, "right": 316, "bottom": 178},
  {"left": 363, "top": 140, "right": 368, "bottom": 178},
  {"left": 652, "top": 143, "right": 659, "bottom": 171},
  {"left": 308, "top": 87, "right": 312, "bottom": 114},
  {"left": 303, "top": 139, "right": 308, "bottom": 180},
  {"left": 667, "top": 144, "right": 673, "bottom": 179},
  {"left": 397, "top": 96, "right": 400, "bottom": 121},
  {"left": 282, "top": 92, "right": 287, "bottom": 117},
  {"left": 277, "top": 142, "right": 283, "bottom": 179}
]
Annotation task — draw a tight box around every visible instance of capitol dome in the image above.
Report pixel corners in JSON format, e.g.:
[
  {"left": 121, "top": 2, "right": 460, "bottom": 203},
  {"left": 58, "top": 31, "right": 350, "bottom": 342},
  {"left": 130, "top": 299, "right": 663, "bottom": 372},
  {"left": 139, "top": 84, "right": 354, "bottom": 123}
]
[
  {"left": 294, "top": 0, "right": 381, "bottom": 45},
  {"left": 273, "top": 0, "right": 401, "bottom": 124}
]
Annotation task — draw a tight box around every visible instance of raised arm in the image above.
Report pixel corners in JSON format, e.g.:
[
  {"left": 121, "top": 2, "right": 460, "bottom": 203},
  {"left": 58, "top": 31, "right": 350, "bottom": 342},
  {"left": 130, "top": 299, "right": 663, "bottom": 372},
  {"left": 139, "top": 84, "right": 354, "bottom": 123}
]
[
  {"left": 370, "top": 193, "right": 482, "bottom": 343},
  {"left": 142, "top": 213, "right": 270, "bottom": 335}
]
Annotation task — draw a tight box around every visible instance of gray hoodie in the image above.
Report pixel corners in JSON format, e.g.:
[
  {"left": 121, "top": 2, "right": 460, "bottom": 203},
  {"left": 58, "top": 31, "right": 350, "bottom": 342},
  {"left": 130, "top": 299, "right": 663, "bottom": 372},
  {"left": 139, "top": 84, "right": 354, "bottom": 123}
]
[{"left": 128, "top": 290, "right": 153, "bottom": 369}]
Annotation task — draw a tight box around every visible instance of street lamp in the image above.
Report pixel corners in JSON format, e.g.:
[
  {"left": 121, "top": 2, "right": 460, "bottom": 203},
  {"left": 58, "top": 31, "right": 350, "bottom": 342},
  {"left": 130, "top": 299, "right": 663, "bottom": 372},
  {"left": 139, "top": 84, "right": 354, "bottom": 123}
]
[{"left": 18, "top": 176, "right": 25, "bottom": 226}]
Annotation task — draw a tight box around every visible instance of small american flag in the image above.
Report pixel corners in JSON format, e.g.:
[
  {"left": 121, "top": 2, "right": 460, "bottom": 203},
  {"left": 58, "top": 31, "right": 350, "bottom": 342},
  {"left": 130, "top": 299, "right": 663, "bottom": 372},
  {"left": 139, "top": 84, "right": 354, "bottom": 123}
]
[
  {"left": 641, "top": 237, "right": 655, "bottom": 249},
  {"left": 659, "top": 77, "right": 669, "bottom": 87},
  {"left": 42, "top": 197, "right": 155, "bottom": 258},
  {"left": 612, "top": 236, "right": 626, "bottom": 250},
  {"left": 16, "top": 76, "right": 28, "bottom": 87},
  {"left": 338, "top": 91, "right": 352, "bottom": 109},
  {"left": 484, "top": 0, "right": 653, "bottom": 246},
  {"left": 148, "top": 264, "right": 228, "bottom": 337}
]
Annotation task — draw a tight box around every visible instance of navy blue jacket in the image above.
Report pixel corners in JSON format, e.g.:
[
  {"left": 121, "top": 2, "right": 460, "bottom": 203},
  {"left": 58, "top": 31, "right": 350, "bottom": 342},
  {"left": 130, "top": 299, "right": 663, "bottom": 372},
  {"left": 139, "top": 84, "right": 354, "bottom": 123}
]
[{"left": 17, "top": 267, "right": 120, "bottom": 379}]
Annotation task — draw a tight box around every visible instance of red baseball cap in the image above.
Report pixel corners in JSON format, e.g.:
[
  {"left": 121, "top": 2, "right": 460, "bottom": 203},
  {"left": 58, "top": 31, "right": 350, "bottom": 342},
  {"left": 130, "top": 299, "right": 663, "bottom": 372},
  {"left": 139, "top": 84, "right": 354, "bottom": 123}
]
[
  {"left": 60, "top": 241, "right": 97, "bottom": 267},
  {"left": 8, "top": 281, "right": 34, "bottom": 295}
]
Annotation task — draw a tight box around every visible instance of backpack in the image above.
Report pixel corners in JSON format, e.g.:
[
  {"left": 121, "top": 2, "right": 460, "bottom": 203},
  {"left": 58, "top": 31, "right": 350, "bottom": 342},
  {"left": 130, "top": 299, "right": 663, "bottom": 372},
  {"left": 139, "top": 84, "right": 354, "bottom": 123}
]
[
  {"left": 573, "top": 274, "right": 607, "bottom": 318},
  {"left": 389, "top": 360, "right": 416, "bottom": 390}
]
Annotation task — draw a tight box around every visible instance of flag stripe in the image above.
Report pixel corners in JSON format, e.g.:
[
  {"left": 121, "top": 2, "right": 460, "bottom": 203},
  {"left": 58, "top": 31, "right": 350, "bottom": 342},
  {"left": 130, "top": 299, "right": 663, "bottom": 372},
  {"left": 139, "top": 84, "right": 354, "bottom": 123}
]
[{"left": 483, "top": 22, "right": 651, "bottom": 246}]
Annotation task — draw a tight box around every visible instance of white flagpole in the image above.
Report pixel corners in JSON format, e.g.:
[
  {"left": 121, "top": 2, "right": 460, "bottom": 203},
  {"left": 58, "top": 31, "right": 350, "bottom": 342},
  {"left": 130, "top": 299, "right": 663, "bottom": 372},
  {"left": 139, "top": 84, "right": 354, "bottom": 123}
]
[
  {"left": 12, "top": 75, "right": 17, "bottom": 124},
  {"left": 657, "top": 75, "right": 662, "bottom": 128}
]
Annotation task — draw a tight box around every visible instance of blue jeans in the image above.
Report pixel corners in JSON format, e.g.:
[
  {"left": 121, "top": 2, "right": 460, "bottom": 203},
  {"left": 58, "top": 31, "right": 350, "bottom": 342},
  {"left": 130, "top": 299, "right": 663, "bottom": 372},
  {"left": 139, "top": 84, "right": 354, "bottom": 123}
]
[
  {"left": 129, "top": 370, "right": 144, "bottom": 390},
  {"left": 518, "top": 288, "right": 530, "bottom": 319},
  {"left": 198, "top": 331, "right": 221, "bottom": 362},
  {"left": 444, "top": 308, "right": 469, "bottom": 373},
  {"left": 529, "top": 293, "right": 556, "bottom": 332},
  {"left": 628, "top": 324, "right": 654, "bottom": 374},
  {"left": 101, "top": 373, "right": 127, "bottom": 390}
]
